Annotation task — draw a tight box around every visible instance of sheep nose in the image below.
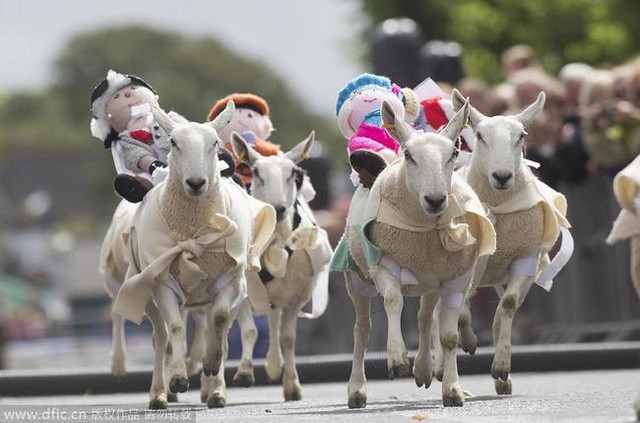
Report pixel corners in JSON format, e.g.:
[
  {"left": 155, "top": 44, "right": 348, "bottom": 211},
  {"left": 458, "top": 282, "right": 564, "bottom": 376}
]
[
  {"left": 492, "top": 172, "right": 513, "bottom": 186},
  {"left": 424, "top": 195, "right": 446, "bottom": 211},
  {"left": 274, "top": 205, "right": 287, "bottom": 221},
  {"left": 186, "top": 178, "right": 206, "bottom": 191}
]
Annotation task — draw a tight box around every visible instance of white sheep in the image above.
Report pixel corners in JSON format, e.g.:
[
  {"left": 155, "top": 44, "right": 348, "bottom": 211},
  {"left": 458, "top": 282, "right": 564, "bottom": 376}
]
[
  {"left": 229, "top": 131, "right": 333, "bottom": 401},
  {"left": 605, "top": 154, "right": 640, "bottom": 420},
  {"left": 333, "top": 99, "right": 496, "bottom": 408},
  {"left": 110, "top": 101, "right": 276, "bottom": 409},
  {"left": 451, "top": 89, "right": 573, "bottom": 395}
]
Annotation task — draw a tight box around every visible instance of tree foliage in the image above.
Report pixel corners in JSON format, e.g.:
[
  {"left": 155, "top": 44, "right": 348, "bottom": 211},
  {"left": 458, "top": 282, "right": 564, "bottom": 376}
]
[{"left": 360, "top": 0, "right": 640, "bottom": 84}]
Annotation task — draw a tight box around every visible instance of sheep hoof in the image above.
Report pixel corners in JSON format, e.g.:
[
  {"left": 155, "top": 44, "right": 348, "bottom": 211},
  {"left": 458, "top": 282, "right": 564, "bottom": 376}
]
[
  {"left": 388, "top": 363, "right": 411, "bottom": 380},
  {"left": 490, "top": 365, "right": 510, "bottom": 382},
  {"left": 442, "top": 391, "right": 464, "bottom": 407},
  {"left": 169, "top": 376, "right": 189, "bottom": 394},
  {"left": 207, "top": 393, "right": 226, "bottom": 408},
  {"left": 233, "top": 371, "right": 255, "bottom": 388},
  {"left": 459, "top": 329, "right": 478, "bottom": 355},
  {"left": 494, "top": 378, "right": 512, "bottom": 395},
  {"left": 167, "top": 392, "right": 178, "bottom": 403},
  {"left": 462, "top": 344, "right": 477, "bottom": 355},
  {"left": 148, "top": 396, "right": 168, "bottom": 410},
  {"left": 414, "top": 374, "right": 433, "bottom": 389},
  {"left": 348, "top": 392, "right": 367, "bottom": 409},
  {"left": 284, "top": 387, "right": 302, "bottom": 401}
]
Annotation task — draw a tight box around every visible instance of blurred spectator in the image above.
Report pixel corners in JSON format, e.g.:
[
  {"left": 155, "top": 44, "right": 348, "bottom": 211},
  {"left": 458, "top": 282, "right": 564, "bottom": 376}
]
[
  {"left": 456, "top": 77, "right": 490, "bottom": 114},
  {"left": 580, "top": 68, "right": 640, "bottom": 174},
  {"left": 501, "top": 44, "right": 541, "bottom": 79},
  {"left": 554, "top": 62, "right": 594, "bottom": 183}
]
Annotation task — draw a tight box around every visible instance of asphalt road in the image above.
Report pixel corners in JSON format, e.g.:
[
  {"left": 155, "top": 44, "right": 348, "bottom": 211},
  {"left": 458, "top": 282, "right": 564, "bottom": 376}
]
[{"left": 1, "top": 368, "right": 638, "bottom": 422}]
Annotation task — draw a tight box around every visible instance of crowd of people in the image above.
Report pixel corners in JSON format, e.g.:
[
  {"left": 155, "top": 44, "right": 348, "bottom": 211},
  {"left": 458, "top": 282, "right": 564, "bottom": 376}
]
[{"left": 453, "top": 45, "right": 640, "bottom": 188}]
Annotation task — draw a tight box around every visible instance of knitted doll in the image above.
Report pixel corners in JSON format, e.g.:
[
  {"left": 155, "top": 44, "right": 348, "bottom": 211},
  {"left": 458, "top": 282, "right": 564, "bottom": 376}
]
[
  {"left": 207, "top": 92, "right": 317, "bottom": 203},
  {"left": 90, "top": 70, "right": 234, "bottom": 203},
  {"left": 335, "top": 73, "right": 419, "bottom": 188},
  {"left": 207, "top": 93, "right": 279, "bottom": 187}
]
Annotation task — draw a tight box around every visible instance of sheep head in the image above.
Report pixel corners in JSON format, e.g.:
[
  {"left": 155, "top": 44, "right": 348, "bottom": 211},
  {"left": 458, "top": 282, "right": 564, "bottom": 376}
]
[
  {"left": 153, "top": 106, "right": 223, "bottom": 198},
  {"left": 381, "top": 98, "right": 470, "bottom": 216},
  {"left": 452, "top": 88, "right": 545, "bottom": 190},
  {"left": 231, "top": 131, "right": 314, "bottom": 221}
]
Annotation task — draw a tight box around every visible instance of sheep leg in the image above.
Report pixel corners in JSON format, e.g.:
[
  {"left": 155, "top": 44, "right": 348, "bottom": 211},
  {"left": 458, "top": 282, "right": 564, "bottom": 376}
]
[
  {"left": 202, "top": 325, "right": 231, "bottom": 409},
  {"left": 232, "top": 299, "right": 257, "bottom": 387},
  {"left": 491, "top": 275, "right": 534, "bottom": 395},
  {"left": 153, "top": 284, "right": 189, "bottom": 395},
  {"left": 635, "top": 389, "right": 640, "bottom": 421},
  {"left": 413, "top": 294, "right": 438, "bottom": 389},
  {"left": 265, "top": 307, "right": 283, "bottom": 382},
  {"left": 630, "top": 236, "right": 640, "bottom": 297},
  {"left": 203, "top": 281, "right": 240, "bottom": 408},
  {"left": 345, "top": 274, "right": 371, "bottom": 409},
  {"left": 145, "top": 301, "right": 169, "bottom": 410},
  {"left": 372, "top": 266, "right": 410, "bottom": 379},
  {"left": 186, "top": 310, "right": 207, "bottom": 376},
  {"left": 110, "top": 311, "right": 127, "bottom": 378},
  {"left": 439, "top": 299, "right": 464, "bottom": 407},
  {"left": 458, "top": 297, "right": 478, "bottom": 355},
  {"left": 432, "top": 300, "right": 444, "bottom": 382},
  {"left": 281, "top": 304, "right": 302, "bottom": 401}
]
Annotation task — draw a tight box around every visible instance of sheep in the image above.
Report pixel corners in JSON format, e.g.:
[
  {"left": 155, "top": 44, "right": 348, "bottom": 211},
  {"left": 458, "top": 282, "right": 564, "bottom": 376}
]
[
  {"left": 110, "top": 101, "right": 276, "bottom": 409},
  {"left": 605, "top": 154, "right": 640, "bottom": 420},
  {"left": 229, "top": 131, "right": 333, "bottom": 401},
  {"left": 333, "top": 99, "right": 496, "bottom": 408},
  {"left": 451, "top": 89, "right": 573, "bottom": 395}
]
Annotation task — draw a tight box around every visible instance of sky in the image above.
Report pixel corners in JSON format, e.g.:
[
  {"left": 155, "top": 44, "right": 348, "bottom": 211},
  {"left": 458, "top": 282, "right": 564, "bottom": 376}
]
[{"left": 0, "top": 0, "right": 365, "bottom": 117}]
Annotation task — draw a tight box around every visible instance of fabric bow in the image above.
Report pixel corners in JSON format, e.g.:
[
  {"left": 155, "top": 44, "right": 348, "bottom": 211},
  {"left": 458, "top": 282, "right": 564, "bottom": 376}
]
[{"left": 113, "top": 217, "right": 238, "bottom": 324}]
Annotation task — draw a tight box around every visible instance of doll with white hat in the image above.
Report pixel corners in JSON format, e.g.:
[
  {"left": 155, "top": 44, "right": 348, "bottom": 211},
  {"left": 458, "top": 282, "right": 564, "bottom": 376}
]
[{"left": 90, "top": 70, "right": 234, "bottom": 203}]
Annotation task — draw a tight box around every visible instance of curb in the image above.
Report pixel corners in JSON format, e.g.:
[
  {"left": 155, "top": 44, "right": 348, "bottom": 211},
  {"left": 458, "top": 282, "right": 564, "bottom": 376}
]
[{"left": 1, "top": 342, "right": 638, "bottom": 397}]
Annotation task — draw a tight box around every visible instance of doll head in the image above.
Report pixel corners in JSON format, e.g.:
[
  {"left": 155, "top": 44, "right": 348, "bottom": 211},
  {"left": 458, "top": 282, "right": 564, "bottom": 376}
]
[
  {"left": 335, "top": 73, "right": 405, "bottom": 139},
  {"left": 90, "top": 70, "right": 158, "bottom": 148},
  {"left": 207, "top": 93, "right": 274, "bottom": 146}
]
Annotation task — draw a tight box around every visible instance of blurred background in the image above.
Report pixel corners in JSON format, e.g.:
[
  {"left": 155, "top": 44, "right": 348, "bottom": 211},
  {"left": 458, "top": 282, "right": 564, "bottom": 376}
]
[{"left": 1, "top": 0, "right": 639, "bottom": 370}]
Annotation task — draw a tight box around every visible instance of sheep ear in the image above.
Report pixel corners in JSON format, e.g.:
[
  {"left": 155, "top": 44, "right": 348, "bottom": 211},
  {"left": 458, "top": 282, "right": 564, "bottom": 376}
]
[
  {"left": 381, "top": 100, "right": 412, "bottom": 145},
  {"left": 286, "top": 131, "right": 314, "bottom": 164},
  {"left": 153, "top": 106, "right": 176, "bottom": 134},
  {"left": 514, "top": 91, "right": 546, "bottom": 127},
  {"left": 440, "top": 99, "right": 470, "bottom": 142},
  {"left": 230, "top": 132, "right": 262, "bottom": 165},
  {"left": 209, "top": 100, "right": 236, "bottom": 134},
  {"left": 452, "top": 88, "right": 484, "bottom": 128}
]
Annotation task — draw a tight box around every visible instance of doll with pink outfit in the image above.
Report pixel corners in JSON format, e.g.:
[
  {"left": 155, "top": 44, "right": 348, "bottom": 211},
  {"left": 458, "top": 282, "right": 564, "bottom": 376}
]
[{"left": 335, "top": 73, "right": 418, "bottom": 187}]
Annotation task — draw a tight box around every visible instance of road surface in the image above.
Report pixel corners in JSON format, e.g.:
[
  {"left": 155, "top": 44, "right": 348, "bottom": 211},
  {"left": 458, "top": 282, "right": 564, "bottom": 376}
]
[{"left": 1, "top": 368, "right": 638, "bottom": 422}]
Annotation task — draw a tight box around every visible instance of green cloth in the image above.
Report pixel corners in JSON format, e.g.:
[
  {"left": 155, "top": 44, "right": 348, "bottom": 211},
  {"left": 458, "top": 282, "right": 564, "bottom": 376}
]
[{"left": 330, "top": 234, "right": 356, "bottom": 272}]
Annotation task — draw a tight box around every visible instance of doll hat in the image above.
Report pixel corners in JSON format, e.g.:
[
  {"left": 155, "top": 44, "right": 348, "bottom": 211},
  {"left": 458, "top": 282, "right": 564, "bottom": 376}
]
[
  {"left": 421, "top": 96, "right": 474, "bottom": 151},
  {"left": 90, "top": 69, "right": 157, "bottom": 147},
  {"left": 335, "top": 73, "right": 393, "bottom": 116},
  {"left": 207, "top": 93, "right": 270, "bottom": 122}
]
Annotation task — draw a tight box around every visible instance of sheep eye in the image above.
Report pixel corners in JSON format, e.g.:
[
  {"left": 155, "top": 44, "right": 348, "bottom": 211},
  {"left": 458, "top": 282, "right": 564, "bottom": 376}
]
[
  {"left": 403, "top": 149, "right": 413, "bottom": 162},
  {"left": 476, "top": 132, "right": 485, "bottom": 144},
  {"left": 253, "top": 168, "right": 263, "bottom": 183},
  {"left": 516, "top": 132, "right": 526, "bottom": 145},
  {"left": 113, "top": 93, "right": 120, "bottom": 99},
  {"left": 170, "top": 138, "right": 178, "bottom": 149}
]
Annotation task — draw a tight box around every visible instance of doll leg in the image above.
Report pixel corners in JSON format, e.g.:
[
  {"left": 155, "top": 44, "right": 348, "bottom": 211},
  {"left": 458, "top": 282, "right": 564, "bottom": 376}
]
[{"left": 113, "top": 173, "right": 153, "bottom": 203}]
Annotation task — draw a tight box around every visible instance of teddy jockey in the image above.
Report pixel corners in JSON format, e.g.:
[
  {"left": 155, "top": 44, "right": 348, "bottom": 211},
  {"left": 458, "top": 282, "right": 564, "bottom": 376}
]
[{"left": 90, "top": 69, "right": 234, "bottom": 203}]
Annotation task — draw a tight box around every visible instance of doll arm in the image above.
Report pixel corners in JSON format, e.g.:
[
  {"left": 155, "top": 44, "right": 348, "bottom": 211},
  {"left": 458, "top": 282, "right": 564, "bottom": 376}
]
[{"left": 117, "top": 135, "right": 160, "bottom": 173}]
